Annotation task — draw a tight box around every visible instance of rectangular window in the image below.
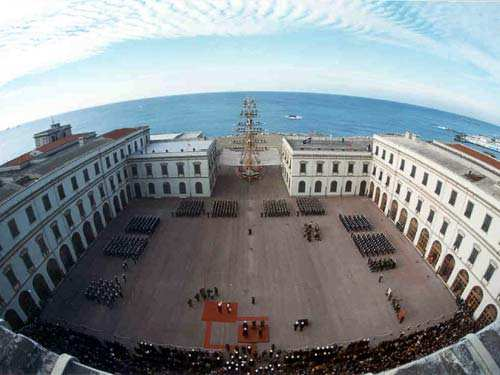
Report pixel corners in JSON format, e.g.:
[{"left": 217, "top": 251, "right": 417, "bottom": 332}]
[
  {"left": 4, "top": 267, "right": 19, "bottom": 290},
  {"left": 42, "top": 194, "right": 52, "bottom": 211},
  {"left": 94, "top": 162, "right": 100, "bottom": 175},
  {"left": 128, "top": 144, "right": 132, "bottom": 154},
  {"left": 88, "top": 192, "right": 96, "bottom": 207},
  {"left": 484, "top": 265, "right": 496, "bottom": 282},
  {"left": 25, "top": 206, "right": 36, "bottom": 224},
  {"left": 109, "top": 176, "right": 115, "bottom": 191},
  {"left": 71, "top": 176, "right": 78, "bottom": 191},
  {"left": 177, "top": 163, "right": 184, "bottom": 176},
  {"left": 468, "top": 248, "right": 479, "bottom": 264},
  {"left": 8, "top": 219, "right": 20, "bottom": 238},
  {"left": 57, "top": 184, "right": 66, "bottom": 200},
  {"left": 449, "top": 190, "right": 457, "bottom": 206},
  {"left": 161, "top": 164, "right": 168, "bottom": 176},
  {"left": 410, "top": 165, "right": 416, "bottom": 178},
  {"left": 194, "top": 163, "right": 201, "bottom": 175},
  {"left": 99, "top": 184, "right": 105, "bottom": 198},
  {"left": 123, "top": 167, "right": 128, "bottom": 179},
  {"left": 117, "top": 171, "right": 122, "bottom": 184},
  {"left": 316, "top": 162, "right": 323, "bottom": 174},
  {"left": 464, "top": 201, "right": 474, "bottom": 218},
  {"left": 132, "top": 165, "right": 138, "bottom": 176},
  {"left": 453, "top": 233, "right": 463, "bottom": 250},
  {"left": 382, "top": 150, "right": 386, "bottom": 160},
  {"left": 405, "top": 191, "right": 411, "bottom": 203},
  {"left": 83, "top": 168, "right": 90, "bottom": 182},
  {"left": 375, "top": 146, "right": 379, "bottom": 155},
  {"left": 146, "top": 164, "right": 153, "bottom": 176},
  {"left": 427, "top": 209, "right": 434, "bottom": 223},
  {"left": 113, "top": 152, "right": 118, "bottom": 164},
  {"left": 385, "top": 176, "right": 390, "bottom": 187},
  {"left": 333, "top": 163, "right": 339, "bottom": 174},
  {"left": 389, "top": 154, "right": 393, "bottom": 165},
  {"left": 36, "top": 235, "right": 49, "bottom": 257},
  {"left": 440, "top": 221, "right": 448, "bottom": 235},
  {"left": 105, "top": 156, "right": 111, "bottom": 168},
  {"left": 348, "top": 163, "right": 354, "bottom": 174},
  {"left": 396, "top": 183, "right": 401, "bottom": 194},
  {"left": 400, "top": 159, "right": 405, "bottom": 171},
  {"left": 51, "top": 222, "right": 62, "bottom": 240},
  {"left": 300, "top": 162, "right": 307, "bottom": 174},
  {"left": 416, "top": 199, "right": 423, "bottom": 213},
  {"left": 378, "top": 171, "right": 382, "bottom": 181},
  {"left": 481, "top": 214, "right": 492, "bottom": 233},
  {"left": 435, "top": 180, "right": 442, "bottom": 195},
  {"left": 64, "top": 211, "right": 74, "bottom": 228},
  {"left": 77, "top": 201, "right": 85, "bottom": 218},
  {"left": 21, "top": 250, "right": 34, "bottom": 272},
  {"left": 372, "top": 166, "right": 376, "bottom": 176},
  {"left": 422, "top": 172, "right": 428, "bottom": 186},
  {"left": 120, "top": 149, "right": 125, "bottom": 160},
  {"left": 362, "top": 163, "right": 368, "bottom": 173}
]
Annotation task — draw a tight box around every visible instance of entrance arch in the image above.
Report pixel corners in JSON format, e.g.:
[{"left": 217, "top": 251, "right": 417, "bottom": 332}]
[
  {"left": 374, "top": 187, "right": 381, "bottom": 205},
  {"left": 19, "top": 290, "right": 40, "bottom": 321},
  {"left": 314, "top": 180, "right": 322, "bottom": 193},
  {"left": 71, "top": 232, "right": 85, "bottom": 258},
  {"left": 368, "top": 182, "right": 374, "bottom": 198},
  {"left": 93, "top": 211, "right": 104, "bottom": 234},
  {"left": 416, "top": 228, "right": 429, "bottom": 255},
  {"left": 59, "top": 245, "right": 75, "bottom": 272},
  {"left": 427, "top": 240, "right": 442, "bottom": 268},
  {"left": 476, "top": 305, "right": 498, "bottom": 329},
  {"left": 83, "top": 221, "right": 95, "bottom": 245},
  {"left": 33, "top": 274, "right": 51, "bottom": 302},
  {"left": 390, "top": 200, "right": 398, "bottom": 221},
  {"left": 466, "top": 286, "right": 483, "bottom": 313},
  {"left": 438, "top": 254, "right": 455, "bottom": 282},
  {"left": 120, "top": 189, "right": 127, "bottom": 209},
  {"left": 47, "top": 258, "right": 64, "bottom": 287},
  {"left": 4, "top": 309, "right": 24, "bottom": 331},
  {"left": 380, "top": 193, "right": 387, "bottom": 212},
  {"left": 451, "top": 269, "right": 469, "bottom": 297},
  {"left": 359, "top": 180, "right": 367, "bottom": 196},
  {"left": 397, "top": 208, "right": 408, "bottom": 232},
  {"left": 406, "top": 218, "right": 418, "bottom": 242},
  {"left": 134, "top": 183, "right": 142, "bottom": 198},
  {"left": 103, "top": 203, "right": 112, "bottom": 224},
  {"left": 113, "top": 196, "right": 121, "bottom": 214},
  {"left": 298, "top": 181, "right": 306, "bottom": 193}
]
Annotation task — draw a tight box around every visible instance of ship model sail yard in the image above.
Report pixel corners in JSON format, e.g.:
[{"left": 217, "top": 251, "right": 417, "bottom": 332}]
[{"left": 0, "top": 99, "right": 499, "bottom": 374}]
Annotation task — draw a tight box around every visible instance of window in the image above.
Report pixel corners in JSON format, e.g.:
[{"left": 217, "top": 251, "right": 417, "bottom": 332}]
[
  {"left": 453, "top": 233, "right": 463, "bottom": 250},
  {"left": 378, "top": 171, "right": 382, "bottom": 181},
  {"left": 381, "top": 150, "right": 386, "bottom": 160},
  {"left": 99, "top": 184, "right": 105, "bottom": 198},
  {"left": 468, "top": 247, "right": 479, "bottom": 264},
  {"left": 435, "top": 180, "right": 442, "bottom": 195},
  {"left": 128, "top": 144, "right": 132, "bottom": 154},
  {"left": 109, "top": 176, "right": 115, "bottom": 191},
  {"left": 410, "top": 165, "right": 416, "bottom": 178},
  {"left": 449, "top": 190, "right": 457, "bottom": 206},
  {"left": 64, "top": 211, "right": 74, "bottom": 228},
  {"left": 481, "top": 214, "right": 492, "bottom": 233},
  {"left": 51, "top": 222, "right": 62, "bottom": 241},
  {"left": 161, "top": 164, "right": 168, "bottom": 176},
  {"left": 298, "top": 181, "right": 306, "bottom": 193},
  {"left": 4, "top": 267, "right": 19, "bottom": 290},
  {"left": 146, "top": 164, "right": 153, "bottom": 176},
  {"left": 83, "top": 168, "right": 90, "bottom": 182},
  {"left": 362, "top": 163, "right": 368, "bottom": 173},
  {"left": 132, "top": 165, "right": 138, "bottom": 176},
  {"left": 42, "top": 194, "right": 52, "bottom": 211},
  {"left": 345, "top": 180, "right": 352, "bottom": 192},
  {"left": 179, "top": 182, "right": 186, "bottom": 194},
  {"left": 123, "top": 167, "right": 128, "bottom": 179},
  {"left": 372, "top": 166, "right": 376, "bottom": 176},
  {"left": 422, "top": 172, "right": 428, "bottom": 186},
  {"left": 195, "top": 182, "right": 203, "bottom": 194},
  {"left": 8, "top": 219, "right": 20, "bottom": 238},
  {"left": 57, "top": 184, "right": 66, "bottom": 200},
  {"left": 113, "top": 152, "right": 118, "bottom": 164},
  {"left": 163, "top": 182, "right": 171, "bottom": 194},
  {"left": 385, "top": 176, "right": 390, "bottom": 187},
  {"left": 105, "top": 156, "right": 111, "bottom": 168},
  {"left": 177, "top": 163, "right": 185, "bottom": 176},
  {"left": 333, "top": 163, "right": 339, "bottom": 174},
  {"left": 427, "top": 209, "right": 434, "bottom": 223},
  {"left": 25, "top": 206, "right": 36, "bottom": 224},
  {"left": 314, "top": 181, "right": 322, "bottom": 193},
  {"left": 400, "top": 159, "right": 405, "bottom": 171},
  {"left": 94, "top": 162, "right": 100, "bottom": 175},
  {"left": 405, "top": 191, "right": 411, "bottom": 203},
  {"left": 77, "top": 201, "right": 85, "bottom": 218},
  {"left": 134, "top": 140, "right": 138, "bottom": 151},
  {"left": 484, "top": 264, "right": 496, "bottom": 282},
  {"left": 348, "top": 163, "right": 354, "bottom": 174},
  {"left": 300, "top": 162, "right": 306, "bottom": 174},
  {"left": 88, "top": 192, "right": 96, "bottom": 207},
  {"left": 71, "top": 176, "right": 78, "bottom": 191},
  {"left": 36, "top": 235, "right": 49, "bottom": 257},
  {"left": 120, "top": 149, "right": 125, "bottom": 160},
  {"left": 464, "top": 201, "right": 474, "bottom": 218},
  {"left": 396, "top": 183, "right": 401, "bottom": 194},
  {"left": 440, "top": 220, "right": 448, "bottom": 235},
  {"left": 416, "top": 199, "right": 422, "bottom": 213},
  {"left": 389, "top": 154, "right": 393, "bottom": 165},
  {"left": 21, "top": 250, "right": 34, "bottom": 272},
  {"left": 194, "top": 163, "right": 201, "bottom": 175},
  {"left": 140, "top": 138, "right": 144, "bottom": 147},
  {"left": 330, "top": 181, "right": 337, "bottom": 192},
  {"left": 117, "top": 171, "right": 122, "bottom": 184},
  {"left": 316, "top": 162, "right": 323, "bottom": 174},
  {"left": 148, "top": 183, "right": 155, "bottom": 195},
  {"left": 375, "top": 146, "right": 379, "bottom": 155}
]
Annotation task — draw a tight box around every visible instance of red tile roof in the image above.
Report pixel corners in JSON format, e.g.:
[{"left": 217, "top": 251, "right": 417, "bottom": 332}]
[
  {"left": 36, "top": 134, "right": 81, "bottom": 153},
  {"left": 4, "top": 152, "right": 33, "bottom": 167},
  {"left": 448, "top": 143, "right": 500, "bottom": 170},
  {"left": 102, "top": 128, "right": 138, "bottom": 140}
]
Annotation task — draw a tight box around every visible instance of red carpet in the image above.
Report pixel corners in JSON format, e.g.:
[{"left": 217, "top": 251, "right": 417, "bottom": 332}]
[{"left": 201, "top": 301, "right": 238, "bottom": 322}]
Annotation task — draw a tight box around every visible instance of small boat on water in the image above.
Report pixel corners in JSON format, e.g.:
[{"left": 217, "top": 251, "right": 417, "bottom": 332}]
[{"left": 286, "top": 114, "right": 302, "bottom": 120}]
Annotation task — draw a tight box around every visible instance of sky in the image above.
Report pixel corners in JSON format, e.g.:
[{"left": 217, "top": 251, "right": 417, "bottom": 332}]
[{"left": 0, "top": 0, "right": 499, "bottom": 130}]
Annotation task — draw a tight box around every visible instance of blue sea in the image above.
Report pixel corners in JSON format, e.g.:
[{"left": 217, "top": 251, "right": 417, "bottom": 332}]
[{"left": 1, "top": 91, "right": 499, "bottom": 164}]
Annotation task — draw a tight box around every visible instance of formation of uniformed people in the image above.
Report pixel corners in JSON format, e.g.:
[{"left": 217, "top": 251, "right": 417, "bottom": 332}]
[
  {"left": 125, "top": 215, "right": 160, "bottom": 234},
  {"left": 262, "top": 199, "right": 290, "bottom": 217},
  {"left": 188, "top": 287, "right": 220, "bottom": 307},
  {"left": 303, "top": 222, "right": 321, "bottom": 242},
  {"left": 368, "top": 257, "right": 396, "bottom": 272},
  {"left": 174, "top": 199, "right": 205, "bottom": 217},
  {"left": 296, "top": 197, "right": 326, "bottom": 216},
  {"left": 103, "top": 234, "right": 148, "bottom": 260},
  {"left": 339, "top": 214, "right": 372, "bottom": 232},
  {"left": 352, "top": 232, "right": 395, "bottom": 257},
  {"left": 84, "top": 278, "right": 123, "bottom": 307},
  {"left": 210, "top": 200, "right": 238, "bottom": 218}
]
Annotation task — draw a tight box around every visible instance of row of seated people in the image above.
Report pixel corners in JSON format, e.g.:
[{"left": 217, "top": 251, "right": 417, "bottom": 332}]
[
  {"left": 339, "top": 214, "right": 372, "bottom": 232},
  {"left": 84, "top": 278, "right": 123, "bottom": 307},
  {"left": 211, "top": 200, "right": 238, "bottom": 218},
  {"left": 352, "top": 233, "right": 395, "bottom": 257},
  {"left": 175, "top": 199, "right": 204, "bottom": 217},
  {"left": 304, "top": 222, "right": 321, "bottom": 242},
  {"left": 368, "top": 257, "right": 396, "bottom": 272},
  {"left": 103, "top": 234, "right": 148, "bottom": 260},
  {"left": 296, "top": 197, "right": 326, "bottom": 216},
  {"left": 19, "top": 304, "right": 476, "bottom": 374},
  {"left": 262, "top": 199, "right": 290, "bottom": 217},
  {"left": 125, "top": 216, "right": 160, "bottom": 235}
]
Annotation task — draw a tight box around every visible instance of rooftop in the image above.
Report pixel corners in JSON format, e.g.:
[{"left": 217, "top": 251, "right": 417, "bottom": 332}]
[
  {"left": 149, "top": 131, "right": 204, "bottom": 142},
  {"left": 145, "top": 139, "right": 213, "bottom": 154},
  {"left": 285, "top": 136, "right": 372, "bottom": 153}
]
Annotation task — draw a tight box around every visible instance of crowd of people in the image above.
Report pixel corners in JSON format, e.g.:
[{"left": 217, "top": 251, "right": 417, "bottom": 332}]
[
  {"left": 210, "top": 200, "right": 238, "bottom": 218},
  {"left": 262, "top": 199, "right": 290, "bottom": 217},
  {"left": 296, "top": 197, "right": 326, "bottom": 216},
  {"left": 339, "top": 214, "right": 372, "bottom": 232},
  {"left": 187, "top": 287, "right": 220, "bottom": 307},
  {"left": 352, "top": 232, "right": 395, "bottom": 257},
  {"left": 125, "top": 216, "right": 160, "bottom": 235},
  {"left": 303, "top": 222, "right": 321, "bottom": 242},
  {"left": 368, "top": 257, "right": 396, "bottom": 272},
  {"left": 175, "top": 199, "right": 205, "bottom": 217},
  {"left": 84, "top": 277, "right": 123, "bottom": 307},
  {"left": 103, "top": 234, "right": 148, "bottom": 260}
]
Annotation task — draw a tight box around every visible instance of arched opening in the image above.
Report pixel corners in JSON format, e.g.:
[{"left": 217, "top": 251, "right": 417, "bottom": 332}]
[
  {"left": 113, "top": 195, "right": 121, "bottom": 214},
  {"left": 476, "top": 305, "right": 498, "bottom": 329},
  {"left": 466, "top": 286, "right": 483, "bottom": 313},
  {"left": 314, "top": 180, "right": 322, "bottom": 193},
  {"left": 438, "top": 254, "right": 455, "bottom": 282},
  {"left": 120, "top": 189, "right": 127, "bottom": 209},
  {"left": 359, "top": 180, "right": 367, "bottom": 196},
  {"left": 406, "top": 218, "right": 418, "bottom": 242},
  {"left": 380, "top": 193, "right": 387, "bottom": 212},
  {"left": 179, "top": 182, "right": 187, "bottom": 195},
  {"left": 93, "top": 211, "right": 104, "bottom": 234},
  {"left": 427, "top": 240, "right": 442, "bottom": 268},
  {"left": 47, "top": 258, "right": 64, "bottom": 287},
  {"left": 451, "top": 269, "right": 469, "bottom": 298},
  {"left": 33, "top": 274, "right": 51, "bottom": 303},
  {"left": 19, "top": 290, "right": 40, "bottom": 322},
  {"left": 374, "top": 187, "right": 381, "bottom": 205},
  {"left": 298, "top": 181, "right": 306, "bottom": 193},
  {"left": 330, "top": 181, "right": 337, "bottom": 193},
  {"left": 83, "top": 221, "right": 95, "bottom": 245},
  {"left": 4, "top": 309, "right": 24, "bottom": 331},
  {"left": 416, "top": 228, "right": 429, "bottom": 255},
  {"left": 397, "top": 208, "right": 408, "bottom": 232},
  {"left": 103, "top": 203, "right": 112, "bottom": 224},
  {"left": 71, "top": 232, "right": 85, "bottom": 258},
  {"left": 195, "top": 182, "right": 203, "bottom": 194},
  {"left": 134, "top": 183, "right": 142, "bottom": 198},
  {"left": 368, "top": 182, "right": 374, "bottom": 198},
  {"left": 390, "top": 200, "right": 398, "bottom": 221},
  {"left": 59, "top": 245, "right": 75, "bottom": 272},
  {"left": 345, "top": 180, "right": 352, "bottom": 193}
]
